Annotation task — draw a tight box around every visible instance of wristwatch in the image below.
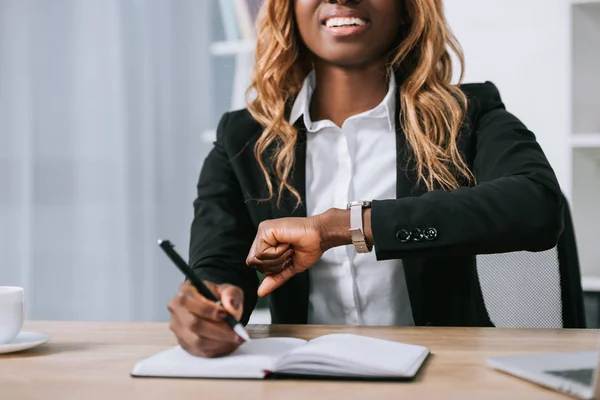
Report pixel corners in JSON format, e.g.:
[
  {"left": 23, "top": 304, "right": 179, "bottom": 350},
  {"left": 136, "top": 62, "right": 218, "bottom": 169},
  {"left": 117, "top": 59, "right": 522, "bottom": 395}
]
[{"left": 346, "top": 200, "right": 373, "bottom": 253}]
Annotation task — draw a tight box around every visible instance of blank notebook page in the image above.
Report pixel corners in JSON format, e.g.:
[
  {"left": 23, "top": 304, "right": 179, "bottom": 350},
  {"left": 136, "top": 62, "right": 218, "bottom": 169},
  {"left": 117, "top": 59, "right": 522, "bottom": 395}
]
[
  {"left": 275, "top": 333, "right": 428, "bottom": 377},
  {"left": 132, "top": 337, "right": 306, "bottom": 379}
]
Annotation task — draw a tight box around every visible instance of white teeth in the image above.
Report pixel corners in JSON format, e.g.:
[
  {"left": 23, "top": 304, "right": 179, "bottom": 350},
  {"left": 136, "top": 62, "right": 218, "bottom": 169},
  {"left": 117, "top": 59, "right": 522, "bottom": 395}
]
[{"left": 325, "top": 17, "right": 367, "bottom": 28}]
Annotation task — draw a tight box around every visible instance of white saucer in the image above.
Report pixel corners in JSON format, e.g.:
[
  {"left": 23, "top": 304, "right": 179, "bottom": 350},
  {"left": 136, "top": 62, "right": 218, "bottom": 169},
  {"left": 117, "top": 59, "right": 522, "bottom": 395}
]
[{"left": 0, "top": 331, "right": 51, "bottom": 355}]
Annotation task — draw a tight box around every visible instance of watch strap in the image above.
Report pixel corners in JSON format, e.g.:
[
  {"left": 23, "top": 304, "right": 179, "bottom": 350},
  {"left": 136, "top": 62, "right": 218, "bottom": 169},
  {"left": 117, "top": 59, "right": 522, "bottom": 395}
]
[{"left": 347, "top": 201, "right": 372, "bottom": 253}]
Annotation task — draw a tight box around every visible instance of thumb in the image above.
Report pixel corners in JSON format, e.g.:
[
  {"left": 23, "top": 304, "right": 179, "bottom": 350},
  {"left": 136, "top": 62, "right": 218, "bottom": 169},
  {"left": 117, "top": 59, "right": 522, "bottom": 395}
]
[
  {"left": 257, "top": 265, "right": 297, "bottom": 297},
  {"left": 215, "top": 284, "right": 244, "bottom": 320}
]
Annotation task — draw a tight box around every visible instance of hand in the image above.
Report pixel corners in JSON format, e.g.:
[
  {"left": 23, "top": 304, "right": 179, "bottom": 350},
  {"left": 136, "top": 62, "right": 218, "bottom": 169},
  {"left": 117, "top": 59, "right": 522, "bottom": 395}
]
[
  {"left": 246, "top": 215, "right": 326, "bottom": 297},
  {"left": 168, "top": 281, "right": 247, "bottom": 358}
]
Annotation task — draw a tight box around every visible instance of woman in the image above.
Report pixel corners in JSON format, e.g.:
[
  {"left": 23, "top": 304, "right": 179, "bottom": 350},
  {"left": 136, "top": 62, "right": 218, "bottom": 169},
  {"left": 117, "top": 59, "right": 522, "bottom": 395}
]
[{"left": 168, "top": 0, "right": 564, "bottom": 357}]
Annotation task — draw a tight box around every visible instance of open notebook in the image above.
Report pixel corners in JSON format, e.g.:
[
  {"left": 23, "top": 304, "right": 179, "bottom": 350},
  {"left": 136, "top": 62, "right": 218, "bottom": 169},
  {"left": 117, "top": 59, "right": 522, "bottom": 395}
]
[{"left": 131, "top": 333, "right": 429, "bottom": 380}]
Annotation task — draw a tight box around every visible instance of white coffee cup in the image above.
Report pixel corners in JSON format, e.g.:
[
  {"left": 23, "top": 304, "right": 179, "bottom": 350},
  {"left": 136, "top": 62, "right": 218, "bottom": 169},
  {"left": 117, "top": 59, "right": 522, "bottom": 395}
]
[{"left": 0, "top": 286, "right": 24, "bottom": 344}]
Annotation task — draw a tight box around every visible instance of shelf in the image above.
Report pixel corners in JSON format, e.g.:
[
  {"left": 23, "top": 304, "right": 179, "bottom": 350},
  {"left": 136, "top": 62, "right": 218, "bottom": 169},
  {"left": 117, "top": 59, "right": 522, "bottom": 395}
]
[
  {"left": 209, "top": 40, "right": 255, "bottom": 56},
  {"left": 572, "top": 133, "right": 600, "bottom": 148},
  {"left": 582, "top": 277, "right": 600, "bottom": 292},
  {"left": 571, "top": 0, "right": 600, "bottom": 5},
  {"left": 572, "top": 145, "right": 600, "bottom": 277},
  {"left": 248, "top": 309, "right": 271, "bottom": 324}
]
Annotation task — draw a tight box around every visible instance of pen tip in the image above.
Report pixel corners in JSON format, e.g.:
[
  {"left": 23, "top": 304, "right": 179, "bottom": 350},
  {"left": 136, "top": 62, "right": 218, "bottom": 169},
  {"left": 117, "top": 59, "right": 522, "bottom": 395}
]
[{"left": 233, "top": 324, "right": 251, "bottom": 342}]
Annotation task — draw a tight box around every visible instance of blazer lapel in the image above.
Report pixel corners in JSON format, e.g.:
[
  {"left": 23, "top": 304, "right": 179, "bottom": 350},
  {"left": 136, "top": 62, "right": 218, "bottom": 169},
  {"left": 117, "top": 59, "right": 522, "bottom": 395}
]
[
  {"left": 270, "top": 120, "right": 308, "bottom": 219},
  {"left": 393, "top": 82, "right": 427, "bottom": 325},
  {"left": 267, "top": 118, "right": 310, "bottom": 324}
]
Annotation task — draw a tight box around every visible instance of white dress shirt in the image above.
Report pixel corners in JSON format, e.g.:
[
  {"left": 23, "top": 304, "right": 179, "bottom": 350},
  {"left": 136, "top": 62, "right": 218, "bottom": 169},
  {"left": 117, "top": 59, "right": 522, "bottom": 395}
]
[{"left": 289, "top": 71, "right": 414, "bottom": 326}]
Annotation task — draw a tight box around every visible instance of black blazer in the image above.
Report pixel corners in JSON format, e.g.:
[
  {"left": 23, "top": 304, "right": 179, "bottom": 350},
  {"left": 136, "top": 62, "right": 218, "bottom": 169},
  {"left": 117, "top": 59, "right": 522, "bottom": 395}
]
[{"left": 189, "top": 81, "right": 565, "bottom": 327}]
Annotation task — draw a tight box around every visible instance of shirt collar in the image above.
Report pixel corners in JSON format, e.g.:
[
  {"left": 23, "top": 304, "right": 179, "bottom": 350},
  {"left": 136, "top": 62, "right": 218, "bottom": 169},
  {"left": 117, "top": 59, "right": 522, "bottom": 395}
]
[{"left": 289, "top": 70, "right": 397, "bottom": 132}]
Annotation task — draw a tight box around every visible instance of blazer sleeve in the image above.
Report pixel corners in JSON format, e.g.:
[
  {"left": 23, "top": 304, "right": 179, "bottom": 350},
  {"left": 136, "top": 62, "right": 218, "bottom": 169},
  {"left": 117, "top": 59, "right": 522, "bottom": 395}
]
[
  {"left": 189, "top": 112, "right": 258, "bottom": 324},
  {"left": 371, "top": 81, "right": 565, "bottom": 260}
]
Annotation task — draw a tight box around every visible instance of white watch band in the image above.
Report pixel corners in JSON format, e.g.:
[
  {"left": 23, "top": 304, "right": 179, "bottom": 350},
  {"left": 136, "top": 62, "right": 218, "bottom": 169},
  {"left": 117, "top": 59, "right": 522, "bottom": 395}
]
[{"left": 347, "top": 201, "right": 372, "bottom": 253}]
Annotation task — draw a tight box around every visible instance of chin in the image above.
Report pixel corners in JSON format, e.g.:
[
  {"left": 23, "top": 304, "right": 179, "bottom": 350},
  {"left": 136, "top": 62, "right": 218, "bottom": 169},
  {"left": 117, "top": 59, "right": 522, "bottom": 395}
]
[
  {"left": 314, "top": 43, "right": 383, "bottom": 68},
  {"left": 316, "top": 53, "right": 375, "bottom": 68}
]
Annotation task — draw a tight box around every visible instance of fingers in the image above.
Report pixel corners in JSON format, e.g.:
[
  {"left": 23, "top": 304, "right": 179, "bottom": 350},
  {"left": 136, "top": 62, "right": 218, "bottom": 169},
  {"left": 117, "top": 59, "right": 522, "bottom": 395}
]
[
  {"left": 254, "top": 247, "right": 294, "bottom": 268},
  {"left": 178, "top": 281, "right": 224, "bottom": 321},
  {"left": 257, "top": 263, "right": 298, "bottom": 297},
  {"left": 248, "top": 247, "right": 295, "bottom": 275},
  {"left": 247, "top": 241, "right": 290, "bottom": 264},
  {"left": 169, "top": 309, "right": 240, "bottom": 357},
  {"left": 175, "top": 304, "right": 243, "bottom": 344},
  {"left": 211, "top": 285, "right": 251, "bottom": 343},
  {"left": 213, "top": 284, "right": 245, "bottom": 321},
  {"left": 168, "top": 281, "right": 247, "bottom": 358},
  {"left": 258, "top": 242, "right": 291, "bottom": 261}
]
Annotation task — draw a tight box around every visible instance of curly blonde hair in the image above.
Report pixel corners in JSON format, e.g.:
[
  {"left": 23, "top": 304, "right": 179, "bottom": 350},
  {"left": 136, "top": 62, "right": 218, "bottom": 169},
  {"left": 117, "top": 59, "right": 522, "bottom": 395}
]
[{"left": 247, "top": 0, "right": 473, "bottom": 207}]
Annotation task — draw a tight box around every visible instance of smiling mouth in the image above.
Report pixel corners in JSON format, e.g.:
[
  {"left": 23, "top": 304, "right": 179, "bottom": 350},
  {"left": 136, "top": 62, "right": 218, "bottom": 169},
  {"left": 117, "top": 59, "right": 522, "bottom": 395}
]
[
  {"left": 323, "top": 17, "right": 368, "bottom": 28},
  {"left": 321, "top": 16, "right": 370, "bottom": 37}
]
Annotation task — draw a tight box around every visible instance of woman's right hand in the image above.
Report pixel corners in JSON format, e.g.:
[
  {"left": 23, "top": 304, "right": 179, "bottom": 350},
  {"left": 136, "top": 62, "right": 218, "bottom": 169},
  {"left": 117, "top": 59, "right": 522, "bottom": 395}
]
[{"left": 168, "top": 280, "right": 246, "bottom": 357}]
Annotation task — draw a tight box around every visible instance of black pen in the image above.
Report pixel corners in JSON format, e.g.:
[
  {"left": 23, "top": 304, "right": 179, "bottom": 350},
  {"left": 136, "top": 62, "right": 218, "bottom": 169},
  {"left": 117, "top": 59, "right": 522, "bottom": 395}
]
[{"left": 157, "top": 239, "right": 251, "bottom": 342}]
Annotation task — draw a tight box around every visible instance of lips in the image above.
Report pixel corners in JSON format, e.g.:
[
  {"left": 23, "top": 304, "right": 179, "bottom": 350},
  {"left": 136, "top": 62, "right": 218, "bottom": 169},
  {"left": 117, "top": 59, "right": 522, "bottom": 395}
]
[
  {"left": 324, "top": 16, "right": 368, "bottom": 28},
  {"left": 321, "top": 11, "right": 370, "bottom": 37}
]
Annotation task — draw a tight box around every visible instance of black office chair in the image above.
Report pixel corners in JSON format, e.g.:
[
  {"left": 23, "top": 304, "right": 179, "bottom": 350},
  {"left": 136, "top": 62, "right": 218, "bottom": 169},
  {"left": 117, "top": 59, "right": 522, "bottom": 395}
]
[{"left": 476, "top": 200, "right": 586, "bottom": 329}]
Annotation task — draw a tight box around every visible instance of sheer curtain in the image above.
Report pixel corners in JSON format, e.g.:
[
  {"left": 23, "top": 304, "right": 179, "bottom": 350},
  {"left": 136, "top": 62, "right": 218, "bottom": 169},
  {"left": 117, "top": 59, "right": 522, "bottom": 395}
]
[{"left": 0, "top": 0, "right": 214, "bottom": 322}]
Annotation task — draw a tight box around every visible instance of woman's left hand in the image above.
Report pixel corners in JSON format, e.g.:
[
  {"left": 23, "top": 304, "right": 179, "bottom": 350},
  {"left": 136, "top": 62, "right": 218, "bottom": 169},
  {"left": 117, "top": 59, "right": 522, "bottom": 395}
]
[{"left": 246, "top": 215, "right": 326, "bottom": 297}]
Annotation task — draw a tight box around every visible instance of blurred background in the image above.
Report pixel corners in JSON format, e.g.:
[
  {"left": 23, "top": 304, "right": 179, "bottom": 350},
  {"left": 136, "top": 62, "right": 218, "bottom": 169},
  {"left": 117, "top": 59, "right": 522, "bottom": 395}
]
[{"left": 0, "top": 0, "right": 599, "bottom": 326}]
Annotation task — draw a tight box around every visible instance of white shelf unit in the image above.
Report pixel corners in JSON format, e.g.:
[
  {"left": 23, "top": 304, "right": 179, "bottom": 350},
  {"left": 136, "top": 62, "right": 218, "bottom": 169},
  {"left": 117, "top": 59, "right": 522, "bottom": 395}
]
[
  {"left": 571, "top": 0, "right": 600, "bottom": 285},
  {"left": 572, "top": 133, "right": 600, "bottom": 148},
  {"left": 204, "top": 32, "right": 257, "bottom": 144},
  {"left": 202, "top": 38, "right": 255, "bottom": 144}
]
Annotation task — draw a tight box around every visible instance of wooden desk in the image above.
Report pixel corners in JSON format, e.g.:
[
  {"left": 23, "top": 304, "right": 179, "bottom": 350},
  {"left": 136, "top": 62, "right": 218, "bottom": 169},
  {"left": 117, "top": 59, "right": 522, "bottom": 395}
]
[{"left": 1, "top": 322, "right": 599, "bottom": 400}]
